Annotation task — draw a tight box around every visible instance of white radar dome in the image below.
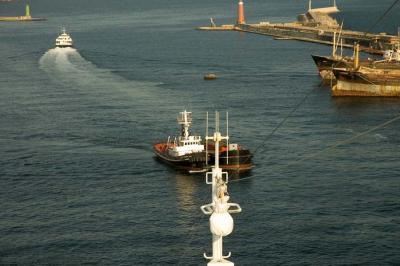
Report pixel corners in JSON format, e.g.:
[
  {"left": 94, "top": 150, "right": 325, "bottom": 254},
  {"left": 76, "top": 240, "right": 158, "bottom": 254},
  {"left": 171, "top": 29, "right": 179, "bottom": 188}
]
[{"left": 210, "top": 212, "right": 234, "bottom": 237}]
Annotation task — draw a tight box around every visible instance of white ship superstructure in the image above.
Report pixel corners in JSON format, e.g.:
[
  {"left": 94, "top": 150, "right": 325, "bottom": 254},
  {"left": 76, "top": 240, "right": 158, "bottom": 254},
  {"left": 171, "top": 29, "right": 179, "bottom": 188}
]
[
  {"left": 153, "top": 110, "right": 208, "bottom": 173},
  {"left": 168, "top": 110, "right": 205, "bottom": 157},
  {"left": 55, "top": 28, "right": 73, "bottom": 48}
]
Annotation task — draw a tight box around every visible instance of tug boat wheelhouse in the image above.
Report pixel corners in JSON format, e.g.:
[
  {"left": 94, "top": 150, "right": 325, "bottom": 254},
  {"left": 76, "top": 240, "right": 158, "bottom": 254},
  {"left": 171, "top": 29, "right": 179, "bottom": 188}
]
[
  {"left": 55, "top": 28, "right": 73, "bottom": 48},
  {"left": 153, "top": 110, "right": 209, "bottom": 173}
]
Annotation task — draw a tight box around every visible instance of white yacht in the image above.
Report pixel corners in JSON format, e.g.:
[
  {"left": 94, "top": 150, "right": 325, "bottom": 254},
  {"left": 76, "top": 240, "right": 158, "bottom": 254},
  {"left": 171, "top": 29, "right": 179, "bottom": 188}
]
[{"left": 55, "top": 28, "right": 73, "bottom": 48}]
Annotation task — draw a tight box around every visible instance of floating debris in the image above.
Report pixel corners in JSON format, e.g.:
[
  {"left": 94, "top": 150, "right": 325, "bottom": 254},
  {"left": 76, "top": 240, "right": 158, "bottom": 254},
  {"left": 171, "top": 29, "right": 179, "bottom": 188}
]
[{"left": 204, "top": 73, "right": 217, "bottom": 80}]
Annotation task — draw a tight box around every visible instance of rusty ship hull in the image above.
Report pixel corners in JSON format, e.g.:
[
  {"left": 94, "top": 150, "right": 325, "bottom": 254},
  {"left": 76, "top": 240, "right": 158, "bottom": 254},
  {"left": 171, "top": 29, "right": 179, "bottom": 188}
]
[
  {"left": 311, "top": 54, "right": 348, "bottom": 80},
  {"left": 311, "top": 55, "right": 379, "bottom": 81},
  {"left": 332, "top": 66, "right": 400, "bottom": 96}
]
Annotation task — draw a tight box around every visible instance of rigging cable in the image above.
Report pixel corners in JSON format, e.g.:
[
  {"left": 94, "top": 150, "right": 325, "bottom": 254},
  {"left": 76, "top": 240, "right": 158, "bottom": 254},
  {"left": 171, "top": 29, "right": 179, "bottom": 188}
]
[
  {"left": 237, "top": 85, "right": 316, "bottom": 169},
  {"left": 253, "top": 87, "right": 315, "bottom": 155},
  {"left": 232, "top": 112, "right": 400, "bottom": 182},
  {"left": 286, "top": 113, "right": 400, "bottom": 166},
  {"left": 366, "top": 0, "right": 400, "bottom": 34}
]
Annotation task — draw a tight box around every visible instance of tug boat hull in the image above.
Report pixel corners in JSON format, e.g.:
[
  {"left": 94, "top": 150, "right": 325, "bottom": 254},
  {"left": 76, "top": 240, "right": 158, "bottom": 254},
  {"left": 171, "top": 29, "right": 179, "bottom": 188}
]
[
  {"left": 153, "top": 143, "right": 209, "bottom": 173},
  {"left": 153, "top": 143, "right": 254, "bottom": 173}
]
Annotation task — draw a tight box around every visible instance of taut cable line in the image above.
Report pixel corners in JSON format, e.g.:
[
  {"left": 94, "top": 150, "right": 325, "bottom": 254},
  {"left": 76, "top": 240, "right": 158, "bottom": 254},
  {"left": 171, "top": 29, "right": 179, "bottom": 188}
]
[
  {"left": 366, "top": 0, "right": 400, "bottom": 34},
  {"left": 232, "top": 113, "right": 400, "bottom": 183}
]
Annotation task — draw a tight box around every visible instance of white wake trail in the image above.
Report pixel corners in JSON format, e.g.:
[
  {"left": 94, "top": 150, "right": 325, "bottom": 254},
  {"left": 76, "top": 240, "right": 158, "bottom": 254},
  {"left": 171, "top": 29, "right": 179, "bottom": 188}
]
[
  {"left": 38, "top": 48, "right": 178, "bottom": 131},
  {"left": 39, "top": 47, "right": 161, "bottom": 100}
]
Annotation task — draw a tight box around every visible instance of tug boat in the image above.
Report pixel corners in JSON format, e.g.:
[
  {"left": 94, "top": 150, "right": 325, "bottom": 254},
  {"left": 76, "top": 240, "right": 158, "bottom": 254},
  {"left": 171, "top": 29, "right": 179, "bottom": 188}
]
[
  {"left": 55, "top": 28, "right": 73, "bottom": 48},
  {"left": 153, "top": 110, "right": 209, "bottom": 173},
  {"left": 153, "top": 110, "right": 254, "bottom": 173}
]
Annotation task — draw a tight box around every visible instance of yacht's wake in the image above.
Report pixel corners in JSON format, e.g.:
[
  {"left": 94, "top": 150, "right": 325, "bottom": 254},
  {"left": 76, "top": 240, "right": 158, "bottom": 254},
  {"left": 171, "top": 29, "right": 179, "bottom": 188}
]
[
  {"left": 38, "top": 48, "right": 178, "bottom": 139},
  {"left": 39, "top": 47, "right": 160, "bottom": 100}
]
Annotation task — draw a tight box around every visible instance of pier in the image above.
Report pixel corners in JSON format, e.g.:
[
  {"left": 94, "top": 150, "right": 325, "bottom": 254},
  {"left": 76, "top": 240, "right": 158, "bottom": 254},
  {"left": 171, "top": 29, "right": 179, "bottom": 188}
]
[
  {"left": 0, "top": 3, "right": 45, "bottom": 22},
  {"left": 197, "top": 0, "right": 400, "bottom": 55},
  {"left": 235, "top": 23, "right": 398, "bottom": 55}
]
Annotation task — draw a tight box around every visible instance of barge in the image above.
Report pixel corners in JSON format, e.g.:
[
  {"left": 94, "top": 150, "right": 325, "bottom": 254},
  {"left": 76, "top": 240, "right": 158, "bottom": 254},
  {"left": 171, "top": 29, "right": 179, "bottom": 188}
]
[{"left": 332, "top": 44, "right": 400, "bottom": 96}]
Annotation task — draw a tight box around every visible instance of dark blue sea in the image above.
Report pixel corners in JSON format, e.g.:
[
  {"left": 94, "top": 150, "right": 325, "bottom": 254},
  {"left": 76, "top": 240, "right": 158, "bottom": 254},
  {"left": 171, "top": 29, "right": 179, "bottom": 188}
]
[{"left": 1, "top": 0, "right": 400, "bottom": 265}]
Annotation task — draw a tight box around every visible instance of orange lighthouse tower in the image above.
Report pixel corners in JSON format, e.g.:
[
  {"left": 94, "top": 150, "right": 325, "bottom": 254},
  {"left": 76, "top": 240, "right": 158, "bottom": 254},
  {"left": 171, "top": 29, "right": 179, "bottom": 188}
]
[{"left": 237, "top": 0, "right": 245, "bottom": 25}]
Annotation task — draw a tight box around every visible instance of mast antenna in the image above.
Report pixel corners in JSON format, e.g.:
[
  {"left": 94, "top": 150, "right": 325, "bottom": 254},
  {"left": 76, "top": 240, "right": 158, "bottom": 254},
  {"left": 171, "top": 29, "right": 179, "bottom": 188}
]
[
  {"left": 226, "top": 112, "right": 229, "bottom": 165},
  {"left": 206, "top": 112, "right": 209, "bottom": 166},
  {"left": 201, "top": 111, "right": 241, "bottom": 266}
]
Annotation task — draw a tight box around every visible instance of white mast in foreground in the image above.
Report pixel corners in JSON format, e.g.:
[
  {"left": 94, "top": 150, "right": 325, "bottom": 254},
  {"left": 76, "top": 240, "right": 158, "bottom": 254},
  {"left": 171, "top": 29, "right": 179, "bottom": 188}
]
[{"left": 201, "top": 112, "right": 242, "bottom": 266}]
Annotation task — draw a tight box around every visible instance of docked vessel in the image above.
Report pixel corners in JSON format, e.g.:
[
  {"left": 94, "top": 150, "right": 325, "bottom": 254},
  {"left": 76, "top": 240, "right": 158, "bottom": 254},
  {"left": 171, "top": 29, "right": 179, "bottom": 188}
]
[
  {"left": 55, "top": 28, "right": 73, "bottom": 48},
  {"left": 312, "top": 33, "right": 400, "bottom": 81},
  {"left": 312, "top": 54, "right": 348, "bottom": 80},
  {"left": 311, "top": 33, "right": 349, "bottom": 80},
  {"left": 332, "top": 44, "right": 400, "bottom": 96},
  {"left": 313, "top": 51, "right": 398, "bottom": 81},
  {"left": 312, "top": 33, "right": 372, "bottom": 81},
  {"left": 153, "top": 111, "right": 254, "bottom": 173}
]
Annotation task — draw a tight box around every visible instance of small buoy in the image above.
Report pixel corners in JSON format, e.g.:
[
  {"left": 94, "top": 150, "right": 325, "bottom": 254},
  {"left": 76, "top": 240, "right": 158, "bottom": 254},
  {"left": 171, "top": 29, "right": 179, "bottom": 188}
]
[{"left": 204, "top": 73, "right": 217, "bottom": 80}]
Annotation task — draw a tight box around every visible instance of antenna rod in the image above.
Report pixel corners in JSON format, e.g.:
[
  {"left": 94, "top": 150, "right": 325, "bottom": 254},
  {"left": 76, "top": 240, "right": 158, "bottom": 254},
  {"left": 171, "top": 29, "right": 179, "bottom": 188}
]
[
  {"left": 226, "top": 112, "right": 229, "bottom": 165},
  {"left": 215, "top": 111, "right": 219, "bottom": 169},
  {"left": 206, "top": 112, "right": 209, "bottom": 166},
  {"left": 340, "top": 38, "right": 343, "bottom": 57},
  {"left": 332, "top": 31, "right": 336, "bottom": 57}
]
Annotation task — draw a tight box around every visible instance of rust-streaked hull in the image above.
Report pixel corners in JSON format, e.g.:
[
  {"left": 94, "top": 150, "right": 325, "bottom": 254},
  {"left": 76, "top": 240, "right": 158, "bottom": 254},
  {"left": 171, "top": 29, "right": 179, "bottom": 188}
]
[
  {"left": 311, "top": 55, "right": 348, "bottom": 80},
  {"left": 332, "top": 68, "right": 400, "bottom": 97}
]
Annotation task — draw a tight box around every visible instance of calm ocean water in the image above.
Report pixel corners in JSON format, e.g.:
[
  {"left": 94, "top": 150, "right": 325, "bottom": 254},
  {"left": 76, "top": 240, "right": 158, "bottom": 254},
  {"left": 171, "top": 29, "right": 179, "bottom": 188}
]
[{"left": 1, "top": 0, "right": 400, "bottom": 265}]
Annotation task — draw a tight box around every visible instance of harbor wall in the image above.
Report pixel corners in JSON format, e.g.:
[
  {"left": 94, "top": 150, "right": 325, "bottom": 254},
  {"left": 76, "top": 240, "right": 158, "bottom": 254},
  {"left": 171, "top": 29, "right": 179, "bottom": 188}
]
[{"left": 236, "top": 24, "right": 399, "bottom": 55}]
